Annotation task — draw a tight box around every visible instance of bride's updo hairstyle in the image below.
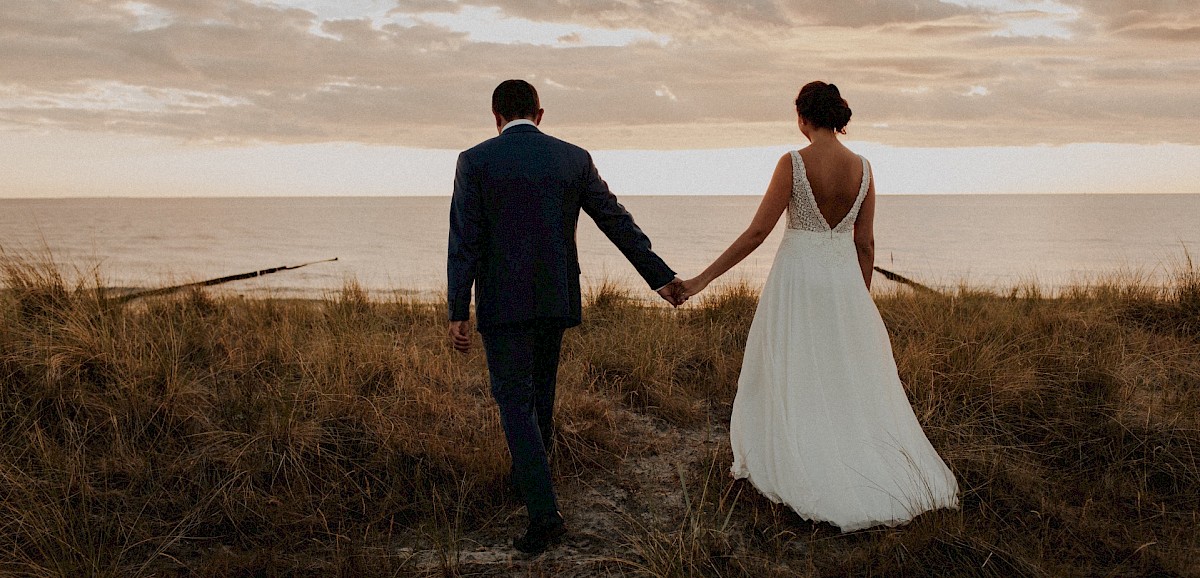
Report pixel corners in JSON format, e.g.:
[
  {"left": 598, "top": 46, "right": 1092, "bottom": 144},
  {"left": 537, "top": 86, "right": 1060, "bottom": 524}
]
[{"left": 795, "top": 81, "right": 852, "bottom": 134}]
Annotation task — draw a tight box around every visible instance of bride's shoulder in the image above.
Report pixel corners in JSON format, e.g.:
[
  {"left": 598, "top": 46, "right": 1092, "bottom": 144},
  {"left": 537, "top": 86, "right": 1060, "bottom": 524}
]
[
  {"left": 855, "top": 152, "right": 873, "bottom": 173},
  {"left": 779, "top": 149, "right": 805, "bottom": 168},
  {"left": 767, "top": 152, "right": 797, "bottom": 188},
  {"left": 836, "top": 148, "right": 869, "bottom": 172}
]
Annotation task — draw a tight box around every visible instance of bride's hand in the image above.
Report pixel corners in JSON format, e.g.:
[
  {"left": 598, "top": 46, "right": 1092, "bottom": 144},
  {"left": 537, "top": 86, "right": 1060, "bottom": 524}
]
[{"left": 681, "top": 277, "right": 708, "bottom": 300}]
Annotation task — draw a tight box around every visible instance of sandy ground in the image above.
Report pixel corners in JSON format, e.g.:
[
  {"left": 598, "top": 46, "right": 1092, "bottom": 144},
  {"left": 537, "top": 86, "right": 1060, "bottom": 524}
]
[{"left": 400, "top": 407, "right": 732, "bottom": 576}]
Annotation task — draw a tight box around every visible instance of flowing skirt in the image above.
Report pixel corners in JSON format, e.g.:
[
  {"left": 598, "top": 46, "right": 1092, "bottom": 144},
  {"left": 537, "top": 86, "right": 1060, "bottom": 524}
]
[{"left": 730, "top": 229, "right": 959, "bottom": 532}]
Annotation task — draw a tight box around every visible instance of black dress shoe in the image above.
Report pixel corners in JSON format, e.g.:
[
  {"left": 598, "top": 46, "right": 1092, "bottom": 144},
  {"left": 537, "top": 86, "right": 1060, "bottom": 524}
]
[{"left": 513, "top": 512, "right": 566, "bottom": 555}]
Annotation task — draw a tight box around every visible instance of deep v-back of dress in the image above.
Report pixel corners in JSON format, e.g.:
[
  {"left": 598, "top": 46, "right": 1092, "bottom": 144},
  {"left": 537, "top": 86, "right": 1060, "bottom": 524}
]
[
  {"left": 787, "top": 150, "right": 869, "bottom": 233},
  {"left": 728, "top": 151, "right": 959, "bottom": 532}
]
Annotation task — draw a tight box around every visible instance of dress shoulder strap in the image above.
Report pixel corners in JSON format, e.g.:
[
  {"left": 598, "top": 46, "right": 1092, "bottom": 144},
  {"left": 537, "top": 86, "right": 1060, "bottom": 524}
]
[
  {"left": 832, "top": 155, "right": 871, "bottom": 233},
  {"left": 786, "top": 150, "right": 827, "bottom": 232}
]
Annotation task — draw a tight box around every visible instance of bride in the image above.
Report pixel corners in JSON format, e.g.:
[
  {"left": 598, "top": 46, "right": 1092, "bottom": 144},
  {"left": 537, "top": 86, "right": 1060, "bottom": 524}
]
[{"left": 681, "top": 81, "right": 959, "bottom": 531}]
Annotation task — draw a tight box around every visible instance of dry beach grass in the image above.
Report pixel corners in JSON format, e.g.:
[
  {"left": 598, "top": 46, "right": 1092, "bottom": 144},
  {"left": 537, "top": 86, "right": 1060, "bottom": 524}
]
[{"left": 1, "top": 254, "right": 1198, "bottom": 577}]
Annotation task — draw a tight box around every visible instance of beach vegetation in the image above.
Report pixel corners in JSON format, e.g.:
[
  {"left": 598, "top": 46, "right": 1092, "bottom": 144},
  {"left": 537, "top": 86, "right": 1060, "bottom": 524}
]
[{"left": 1, "top": 254, "right": 1197, "bottom": 576}]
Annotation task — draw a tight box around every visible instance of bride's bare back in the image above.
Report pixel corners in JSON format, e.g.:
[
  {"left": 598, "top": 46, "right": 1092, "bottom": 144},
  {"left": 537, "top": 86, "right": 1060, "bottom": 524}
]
[{"left": 798, "top": 144, "right": 866, "bottom": 230}]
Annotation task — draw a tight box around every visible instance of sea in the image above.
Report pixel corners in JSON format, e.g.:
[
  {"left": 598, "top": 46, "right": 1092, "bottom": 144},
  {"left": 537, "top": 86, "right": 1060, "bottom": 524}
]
[{"left": 1, "top": 194, "right": 1197, "bottom": 299}]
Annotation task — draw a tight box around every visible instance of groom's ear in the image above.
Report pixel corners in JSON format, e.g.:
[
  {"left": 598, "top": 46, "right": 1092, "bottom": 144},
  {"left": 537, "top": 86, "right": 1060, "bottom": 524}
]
[
  {"left": 494, "top": 111, "right": 505, "bottom": 133},
  {"left": 533, "top": 109, "right": 544, "bottom": 126}
]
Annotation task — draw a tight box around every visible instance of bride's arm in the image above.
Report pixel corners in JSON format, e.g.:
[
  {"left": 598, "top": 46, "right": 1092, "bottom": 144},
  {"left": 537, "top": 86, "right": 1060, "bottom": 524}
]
[
  {"left": 683, "top": 154, "right": 792, "bottom": 296},
  {"left": 853, "top": 162, "right": 876, "bottom": 290}
]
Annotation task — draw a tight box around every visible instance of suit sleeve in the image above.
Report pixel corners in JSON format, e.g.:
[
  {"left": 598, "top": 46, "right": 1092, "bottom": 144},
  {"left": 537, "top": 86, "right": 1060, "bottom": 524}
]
[
  {"left": 579, "top": 153, "right": 676, "bottom": 290},
  {"left": 448, "top": 152, "right": 483, "bottom": 321}
]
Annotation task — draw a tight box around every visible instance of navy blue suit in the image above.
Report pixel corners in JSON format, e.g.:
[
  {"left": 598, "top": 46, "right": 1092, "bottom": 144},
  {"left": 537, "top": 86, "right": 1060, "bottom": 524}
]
[{"left": 448, "top": 122, "right": 674, "bottom": 519}]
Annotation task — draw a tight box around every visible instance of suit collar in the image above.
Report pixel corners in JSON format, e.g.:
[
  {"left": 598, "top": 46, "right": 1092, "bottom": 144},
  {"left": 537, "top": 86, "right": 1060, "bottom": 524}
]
[
  {"left": 501, "top": 118, "right": 537, "bottom": 131},
  {"left": 501, "top": 123, "right": 542, "bottom": 135}
]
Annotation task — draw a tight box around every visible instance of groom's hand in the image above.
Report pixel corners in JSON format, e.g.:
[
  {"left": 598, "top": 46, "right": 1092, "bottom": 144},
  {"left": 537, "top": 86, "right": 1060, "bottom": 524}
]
[
  {"left": 656, "top": 277, "right": 687, "bottom": 307},
  {"left": 449, "top": 320, "right": 472, "bottom": 353}
]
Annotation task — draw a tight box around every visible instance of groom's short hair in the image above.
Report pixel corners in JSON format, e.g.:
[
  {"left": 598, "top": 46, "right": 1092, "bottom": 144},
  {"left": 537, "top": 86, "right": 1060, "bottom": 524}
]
[{"left": 492, "top": 79, "right": 540, "bottom": 120}]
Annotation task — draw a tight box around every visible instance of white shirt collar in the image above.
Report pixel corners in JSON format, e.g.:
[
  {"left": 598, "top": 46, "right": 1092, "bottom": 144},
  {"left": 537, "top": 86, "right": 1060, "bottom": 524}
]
[{"left": 501, "top": 118, "right": 537, "bottom": 132}]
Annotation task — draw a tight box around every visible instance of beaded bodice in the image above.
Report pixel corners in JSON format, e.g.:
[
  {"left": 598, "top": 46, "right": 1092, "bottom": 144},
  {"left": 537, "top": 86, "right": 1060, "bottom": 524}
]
[{"left": 785, "top": 150, "right": 871, "bottom": 234}]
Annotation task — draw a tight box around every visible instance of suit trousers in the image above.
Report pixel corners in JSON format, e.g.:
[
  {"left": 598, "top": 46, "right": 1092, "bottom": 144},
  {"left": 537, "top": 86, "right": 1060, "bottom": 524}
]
[{"left": 480, "top": 319, "right": 566, "bottom": 519}]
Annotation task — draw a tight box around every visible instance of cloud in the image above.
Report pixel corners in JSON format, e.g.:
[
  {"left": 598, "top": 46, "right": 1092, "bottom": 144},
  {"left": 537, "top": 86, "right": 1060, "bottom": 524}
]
[
  {"left": 390, "top": 0, "right": 461, "bottom": 14},
  {"left": 0, "top": 0, "right": 1197, "bottom": 149},
  {"left": 1063, "top": 0, "right": 1200, "bottom": 39}
]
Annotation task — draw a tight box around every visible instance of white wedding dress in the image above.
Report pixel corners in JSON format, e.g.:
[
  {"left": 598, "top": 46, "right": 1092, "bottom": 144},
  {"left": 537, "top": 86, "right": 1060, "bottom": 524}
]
[{"left": 729, "top": 150, "right": 959, "bottom": 532}]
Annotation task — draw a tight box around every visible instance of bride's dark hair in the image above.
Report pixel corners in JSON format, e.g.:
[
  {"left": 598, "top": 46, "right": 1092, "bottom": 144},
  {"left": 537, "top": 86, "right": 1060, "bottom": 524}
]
[{"left": 795, "top": 81, "right": 852, "bottom": 134}]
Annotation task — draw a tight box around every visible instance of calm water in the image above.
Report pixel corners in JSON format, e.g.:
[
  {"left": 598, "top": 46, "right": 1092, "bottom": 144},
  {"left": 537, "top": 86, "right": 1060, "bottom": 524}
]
[{"left": 1, "top": 195, "right": 1197, "bottom": 298}]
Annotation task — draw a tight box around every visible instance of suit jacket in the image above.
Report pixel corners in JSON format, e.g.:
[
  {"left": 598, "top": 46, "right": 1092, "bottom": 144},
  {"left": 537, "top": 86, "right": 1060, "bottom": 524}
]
[{"left": 448, "top": 123, "right": 675, "bottom": 331}]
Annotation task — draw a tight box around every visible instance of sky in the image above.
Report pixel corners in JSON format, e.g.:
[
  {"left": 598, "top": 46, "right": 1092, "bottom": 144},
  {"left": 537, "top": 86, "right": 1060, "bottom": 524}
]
[{"left": 1, "top": 0, "right": 1198, "bottom": 197}]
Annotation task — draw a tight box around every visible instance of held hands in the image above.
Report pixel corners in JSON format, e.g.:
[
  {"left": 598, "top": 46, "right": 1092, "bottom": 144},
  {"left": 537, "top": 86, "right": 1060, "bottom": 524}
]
[
  {"left": 656, "top": 276, "right": 710, "bottom": 307},
  {"left": 656, "top": 277, "right": 688, "bottom": 307}
]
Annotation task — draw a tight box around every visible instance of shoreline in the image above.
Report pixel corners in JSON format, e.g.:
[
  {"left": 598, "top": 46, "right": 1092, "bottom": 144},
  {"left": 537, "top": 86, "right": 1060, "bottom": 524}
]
[
  {"left": 5, "top": 256, "right": 1194, "bottom": 305},
  {"left": 4, "top": 194, "right": 1198, "bottom": 303}
]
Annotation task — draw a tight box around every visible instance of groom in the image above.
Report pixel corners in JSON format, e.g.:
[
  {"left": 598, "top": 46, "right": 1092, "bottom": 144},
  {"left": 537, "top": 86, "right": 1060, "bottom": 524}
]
[{"left": 448, "top": 79, "right": 684, "bottom": 554}]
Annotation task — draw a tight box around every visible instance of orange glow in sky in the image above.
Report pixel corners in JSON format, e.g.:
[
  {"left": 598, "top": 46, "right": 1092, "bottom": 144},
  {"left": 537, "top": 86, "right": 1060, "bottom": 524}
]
[{"left": 1, "top": 0, "right": 1197, "bottom": 197}]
